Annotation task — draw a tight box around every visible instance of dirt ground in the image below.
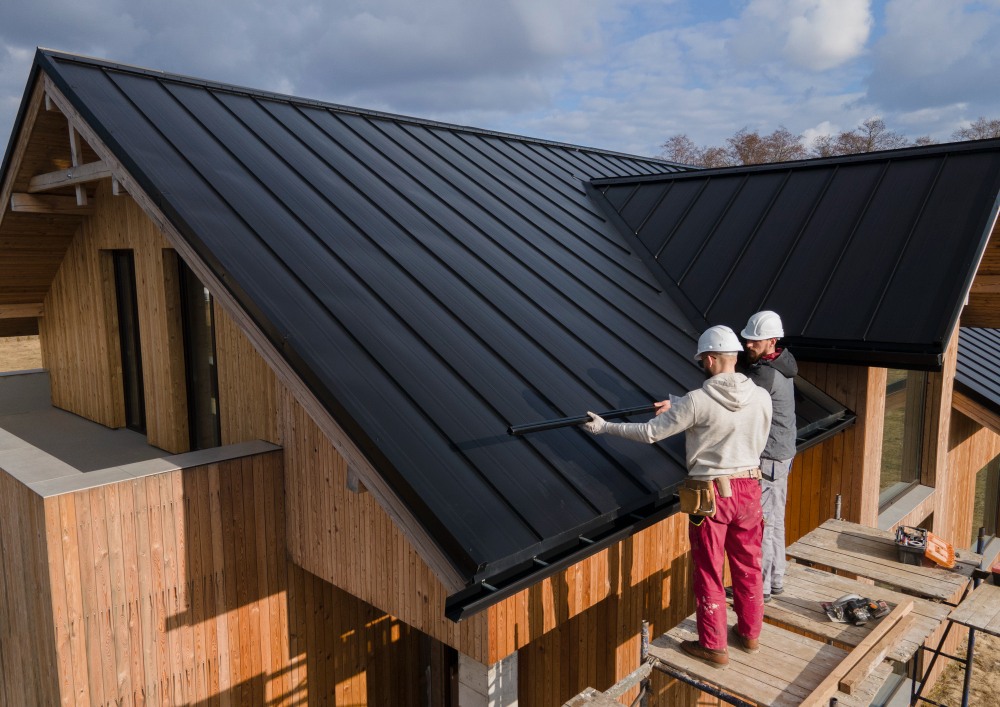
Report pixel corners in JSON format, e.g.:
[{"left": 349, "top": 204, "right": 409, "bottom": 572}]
[
  {"left": 0, "top": 335, "right": 42, "bottom": 372},
  {"left": 926, "top": 631, "right": 1000, "bottom": 706}
]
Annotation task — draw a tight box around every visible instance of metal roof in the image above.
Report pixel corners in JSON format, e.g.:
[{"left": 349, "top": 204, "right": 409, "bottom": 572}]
[
  {"left": 592, "top": 144, "right": 1000, "bottom": 368},
  {"left": 956, "top": 328, "right": 1000, "bottom": 417},
  {"left": 4, "top": 50, "right": 854, "bottom": 618}
]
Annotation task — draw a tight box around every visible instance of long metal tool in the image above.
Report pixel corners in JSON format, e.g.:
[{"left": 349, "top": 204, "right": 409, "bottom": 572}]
[{"left": 507, "top": 403, "right": 657, "bottom": 436}]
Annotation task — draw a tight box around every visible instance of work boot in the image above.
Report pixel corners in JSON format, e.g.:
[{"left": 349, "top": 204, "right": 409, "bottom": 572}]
[
  {"left": 733, "top": 629, "right": 760, "bottom": 654},
  {"left": 680, "top": 640, "right": 729, "bottom": 667}
]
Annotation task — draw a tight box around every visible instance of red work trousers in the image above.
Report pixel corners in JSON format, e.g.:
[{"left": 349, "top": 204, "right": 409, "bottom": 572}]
[{"left": 688, "top": 477, "right": 764, "bottom": 651}]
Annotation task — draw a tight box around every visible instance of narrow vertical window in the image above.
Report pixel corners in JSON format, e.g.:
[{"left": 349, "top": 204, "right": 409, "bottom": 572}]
[
  {"left": 879, "top": 369, "right": 927, "bottom": 509},
  {"left": 178, "top": 260, "right": 221, "bottom": 450},
  {"left": 112, "top": 250, "right": 146, "bottom": 433}
]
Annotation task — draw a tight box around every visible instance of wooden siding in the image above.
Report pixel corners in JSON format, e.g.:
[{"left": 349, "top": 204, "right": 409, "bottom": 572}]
[
  {"left": 23, "top": 451, "right": 446, "bottom": 706},
  {"left": 788, "top": 362, "right": 886, "bottom": 543},
  {"left": 39, "top": 180, "right": 188, "bottom": 452},
  {"left": 964, "top": 218, "right": 1000, "bottom": 327},
  {"left": 511, "top": 513, "right": 697, "bottom": 706},
  {"left": 946, "top": 410, "right": 1000, "bottom": 547},
  {"left": 0, "top": 468, "right": 60, "bottom": 706}
]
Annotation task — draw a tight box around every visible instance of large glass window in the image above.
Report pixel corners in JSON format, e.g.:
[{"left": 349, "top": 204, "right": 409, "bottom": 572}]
[
  {"left": 971, "top": 454, "right": 1000, "bottom": 548},
  {"left": 879, "top": 369, "right": 927, "bottom": 509}
]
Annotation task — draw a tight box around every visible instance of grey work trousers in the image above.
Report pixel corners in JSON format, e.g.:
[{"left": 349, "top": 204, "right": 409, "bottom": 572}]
[{"left": 760, "top": 457, "right": 792, "bottom": 594}]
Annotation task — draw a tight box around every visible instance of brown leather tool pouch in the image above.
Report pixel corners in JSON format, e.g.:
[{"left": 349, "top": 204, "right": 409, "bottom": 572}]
[{"left": 678, "top": 479, "right": 716, "bottom": 517}]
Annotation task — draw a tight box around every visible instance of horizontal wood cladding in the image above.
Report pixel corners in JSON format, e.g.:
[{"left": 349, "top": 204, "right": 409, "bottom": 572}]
[
  {"left": 0, "top": 468, "right": 60, "bottom": 706},
  {"left": 36, "top": 452, "right": 441, "bottom": 706},
  {"left": 39, "top": 181, "right": 189, "bottom": 452}
]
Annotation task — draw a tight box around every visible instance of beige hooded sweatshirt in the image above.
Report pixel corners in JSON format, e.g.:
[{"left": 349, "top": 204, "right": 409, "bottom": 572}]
[{"left": 601, "top": 372, "right": 772, "bottom": 479}]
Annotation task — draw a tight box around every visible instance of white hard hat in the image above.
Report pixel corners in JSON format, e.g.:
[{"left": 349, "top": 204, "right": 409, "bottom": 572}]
[
  {"left": 741, "top": 310, "right": 784, "bottom": 340},
  {"left": 694, "top": 325, "right": 743, "bottom": 359}
]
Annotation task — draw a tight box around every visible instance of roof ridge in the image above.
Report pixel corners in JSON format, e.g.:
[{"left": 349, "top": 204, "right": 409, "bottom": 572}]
[{"left": 36, "top": 47, "right": 680, "bottom": 166}]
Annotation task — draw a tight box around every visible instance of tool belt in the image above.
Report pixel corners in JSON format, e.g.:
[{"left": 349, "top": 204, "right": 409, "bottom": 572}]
[{"left": 678, "top": 468, "right": 762, "bottom": 517}]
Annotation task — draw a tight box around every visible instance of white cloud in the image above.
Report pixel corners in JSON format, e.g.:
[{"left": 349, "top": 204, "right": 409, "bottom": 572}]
[
  {"left": 867, "top": 0, "right": 1000, "bottom": 115},
  {"left": 728, "top": 0, "right": 872, "bottom": 72},
  {"left": 3, "top": 1, "right": 1000, "bottom": 162}
]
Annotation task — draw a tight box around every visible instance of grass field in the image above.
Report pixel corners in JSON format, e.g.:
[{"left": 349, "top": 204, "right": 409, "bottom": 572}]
[{"left": 0, "top": 335, "right": 41, "bottom": 372}]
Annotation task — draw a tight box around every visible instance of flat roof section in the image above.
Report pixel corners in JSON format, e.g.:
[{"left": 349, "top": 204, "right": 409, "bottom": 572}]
[{"left": 0, "top": 370, "right": 279, "bottom": 497}]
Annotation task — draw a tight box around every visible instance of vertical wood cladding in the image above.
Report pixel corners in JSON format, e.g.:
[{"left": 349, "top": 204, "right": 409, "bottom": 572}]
[
  {"left": 0, "top": 470, "right": 59, "bottom": 706},
  {"left": 511, "top": 513, "right": 698, "bottom": 706},
  {"left": 29, "top": 452, "right": 444, "bottom": 706},
  {"left": 788, "top": 362, "right": 885, "bottom": 544},
  {"left": 947, "top": 410, "right": 1000, "bottom": 547},
  {"left": 39, "top": 181, "right": 188, "bottom": 453}
]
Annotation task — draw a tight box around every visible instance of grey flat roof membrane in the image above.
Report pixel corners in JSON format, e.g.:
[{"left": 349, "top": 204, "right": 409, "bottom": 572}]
[
  {"left": 592, "top": 144, "right": 1000, "bottom": 368},
  {"left": 5, "top": 49, "right": 855, "bottom": 618}
]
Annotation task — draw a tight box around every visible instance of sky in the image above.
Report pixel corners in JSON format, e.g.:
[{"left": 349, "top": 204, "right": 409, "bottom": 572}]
[{"left": 3, "top": 0, "right": 1000, "bottom": 159}]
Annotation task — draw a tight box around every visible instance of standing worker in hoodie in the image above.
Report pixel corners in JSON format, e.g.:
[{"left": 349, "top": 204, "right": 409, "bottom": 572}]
[
  {"left": 740, "top": 311, "right": 797, "bottom": 603},
  {"left": 582, "top": 326, "right": 772, "bottom": 666}
]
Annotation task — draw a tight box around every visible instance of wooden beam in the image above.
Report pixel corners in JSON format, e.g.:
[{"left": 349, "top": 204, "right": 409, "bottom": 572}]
[
  {"left": 970, "top": 275, "right": 1000, "bottom": 294},
  {"left": 10, "top": 193, "right": 92, "bottom": 215},
  {"left": 838, "top": 613, "right": 917, "bottom": 694},
  {"left": 953, "top": 389, "right": 1000, "bottom": 437},
  {"left": 68, "top": 124, "right": 88, "bottom": 206},
  {"left": 0, "top": 303, "right": 44, "bottom": 319},
  {"left": 0, "top": 80, "right": 46, "bottom": 233},
  {"left": 27, "top": 160, "right": 111, "bottom": 193},
  {"left": 799, "top": 600, "right": 913, "bottom": 707}
]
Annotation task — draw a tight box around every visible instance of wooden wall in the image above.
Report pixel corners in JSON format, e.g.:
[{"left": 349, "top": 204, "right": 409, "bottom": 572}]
[
  {"left": 39, "top": 180, "right": 189, "bottom": 453},
  {"left": 787, "top": 362, "right": 885, "bottom": 543},
  {"left": 946, "top": 410, "right": 1000, "bottom": 547},
  {"left": 513, "top": 513, "right": 698, "bottom": 706},
  {"left": 20, "top": 451, "right": 447, "bottom": 706},
  {"left": 0, "top": 468, "right": 60, "bottom": 706}
]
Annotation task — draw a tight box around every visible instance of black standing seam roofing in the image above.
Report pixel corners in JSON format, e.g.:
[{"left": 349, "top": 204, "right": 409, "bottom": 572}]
[
  {"left": 956, "top": 328, "right": 1000, "bottom": 419},
  {"left": 8, "top": 50, "right": 855, "bottom": 619},
  {"left": 31, "top": 50, "right": 701, "bottom": 585},
  {"left": 592, "top": 145, "right": 1000, "bottom": 369}
]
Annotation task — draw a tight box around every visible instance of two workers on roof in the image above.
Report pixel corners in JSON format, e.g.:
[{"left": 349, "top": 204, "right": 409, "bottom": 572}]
[{"left": 582, "top": 311, "right": 797, "bottom": 667}]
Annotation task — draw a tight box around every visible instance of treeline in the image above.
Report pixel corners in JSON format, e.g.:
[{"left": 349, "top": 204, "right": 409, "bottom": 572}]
[{"left": 660, "top": 116, "right": 1000, "bottom": 167}]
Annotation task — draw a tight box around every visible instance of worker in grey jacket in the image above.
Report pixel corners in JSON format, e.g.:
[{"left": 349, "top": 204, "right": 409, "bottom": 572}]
[{"left": 741, "top": 310, "right": 797, "bottom": 602}]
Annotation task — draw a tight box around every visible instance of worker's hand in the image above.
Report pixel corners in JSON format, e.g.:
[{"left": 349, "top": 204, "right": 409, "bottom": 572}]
[
  {"left": 581, "top": 412, "right": 607, "bottom": 434},
  {"left": 654, "top": 399, "right": 671, "bottom": 415}
]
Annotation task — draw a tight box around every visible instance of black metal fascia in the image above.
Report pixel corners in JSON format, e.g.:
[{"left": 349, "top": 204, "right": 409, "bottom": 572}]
[
  {"left": 445, "top": 495, "right": 681, "bottom": 621},
  {"left": 795, "top": 411, "right": 857, "bottom": 453},
  {"left": 787, "top": 339, "right": 945, "bottom": 370}
]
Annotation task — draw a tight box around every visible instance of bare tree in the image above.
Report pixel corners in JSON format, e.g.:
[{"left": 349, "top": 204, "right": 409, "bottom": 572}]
[
  {"left": 658, "top": 115, "right": 1000, "bottom": 167},
  {"left": 809, "top": 117, "right": 909, "bottom": 157},
  {"left": 660, "top": 126, "right": 806, "bottom": 167},
  {"left": 659, "top": 134, "right": 705, "bottom": 165},
  {"left": 952, "top": 117, "right": 1000, "bottom": 141}
]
